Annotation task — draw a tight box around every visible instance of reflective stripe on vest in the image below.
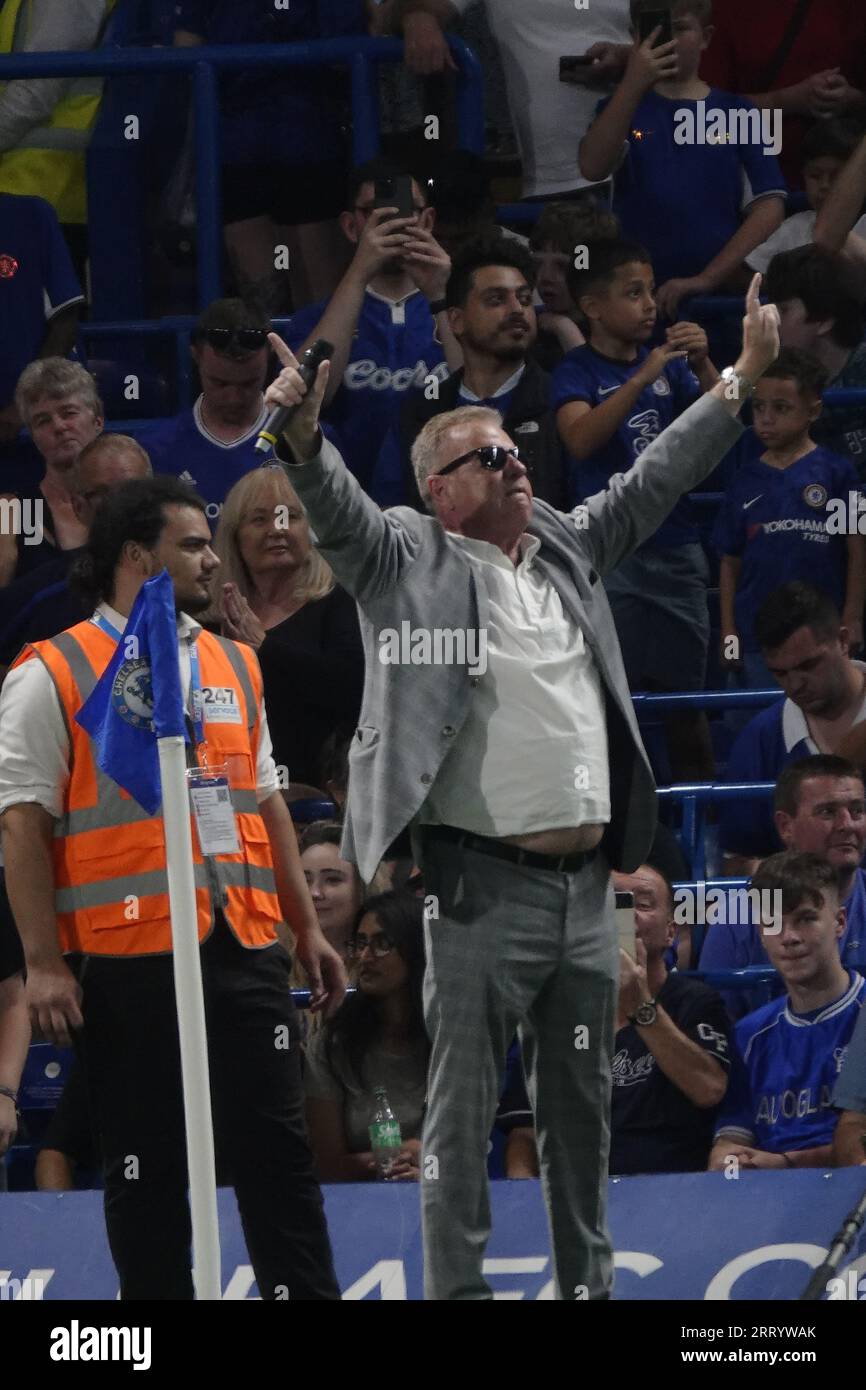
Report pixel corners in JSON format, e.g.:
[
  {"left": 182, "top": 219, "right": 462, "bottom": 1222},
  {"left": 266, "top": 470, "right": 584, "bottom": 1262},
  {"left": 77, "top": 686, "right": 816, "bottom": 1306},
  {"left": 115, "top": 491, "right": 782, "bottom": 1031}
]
[
  {"left": 16, "top": 618, "right": 281, "bottom": 956},
  {"left": 0, "top": 0, "right": 116, "bottom": 222}
]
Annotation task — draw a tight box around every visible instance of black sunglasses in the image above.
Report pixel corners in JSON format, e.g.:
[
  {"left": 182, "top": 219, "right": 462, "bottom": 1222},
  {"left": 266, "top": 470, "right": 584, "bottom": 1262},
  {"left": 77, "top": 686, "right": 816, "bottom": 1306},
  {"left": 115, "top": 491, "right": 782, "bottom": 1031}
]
[
  {"left": 436, "top": 444, "right": 526, "bottom": 479},
  {"left": 200, "top": 327, "right": 268, "bottom": 352}
]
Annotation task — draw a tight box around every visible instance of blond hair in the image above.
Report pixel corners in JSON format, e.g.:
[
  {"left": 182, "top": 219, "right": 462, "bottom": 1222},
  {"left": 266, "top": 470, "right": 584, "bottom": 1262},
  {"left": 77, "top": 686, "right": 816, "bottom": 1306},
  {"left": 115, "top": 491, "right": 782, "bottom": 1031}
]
[
  {"left": 410, "top": 405, "right": 503, "bottom": 512},
  {"left": 212, "top": 465, "right": 335, "bottom": 622}
]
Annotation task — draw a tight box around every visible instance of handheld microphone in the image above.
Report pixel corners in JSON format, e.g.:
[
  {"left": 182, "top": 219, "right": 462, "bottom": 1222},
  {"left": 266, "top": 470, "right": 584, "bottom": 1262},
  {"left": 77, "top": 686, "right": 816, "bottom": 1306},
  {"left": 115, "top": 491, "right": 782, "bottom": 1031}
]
[{"left": 255, "top": 338, "right": 334, "bottom": 454}]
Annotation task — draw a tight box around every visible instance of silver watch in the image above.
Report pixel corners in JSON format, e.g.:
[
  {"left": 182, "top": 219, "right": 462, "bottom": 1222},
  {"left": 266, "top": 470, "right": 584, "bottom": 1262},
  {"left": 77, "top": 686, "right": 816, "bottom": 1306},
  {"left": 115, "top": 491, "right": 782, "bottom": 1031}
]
[
  {"left": 628, "top": 999, "right": 658, "bottom": 1027},
  {"left": 720, "top": 365, "right": 755, "bottom": 401}
]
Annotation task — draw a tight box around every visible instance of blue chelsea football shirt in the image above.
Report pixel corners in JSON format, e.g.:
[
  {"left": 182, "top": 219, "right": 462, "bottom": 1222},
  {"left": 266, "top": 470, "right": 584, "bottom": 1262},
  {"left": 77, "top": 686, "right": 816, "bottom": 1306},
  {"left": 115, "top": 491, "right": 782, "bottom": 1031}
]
[
  {"left": 713, "top": 442, "right": 862, "bottom": 652},
  {"left": 286, "top": 287, "right": 448, "bottom": 493},
  {"left": 551, "top": 342, "right": 701, "bottom": 548},
  {"left": 715, "top": 971, "right": 866, "bottom": 1153}
]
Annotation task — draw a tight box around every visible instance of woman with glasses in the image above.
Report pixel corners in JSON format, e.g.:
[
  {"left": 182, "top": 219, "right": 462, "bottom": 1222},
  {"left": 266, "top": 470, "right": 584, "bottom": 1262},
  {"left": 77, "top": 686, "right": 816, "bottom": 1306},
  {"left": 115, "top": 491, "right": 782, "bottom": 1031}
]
[
  {"left": 210, "top": 465, "right": 363, "bottom": 795},
  {"left": 304, "top": 893, "right": 429, "bottom": 1182}
]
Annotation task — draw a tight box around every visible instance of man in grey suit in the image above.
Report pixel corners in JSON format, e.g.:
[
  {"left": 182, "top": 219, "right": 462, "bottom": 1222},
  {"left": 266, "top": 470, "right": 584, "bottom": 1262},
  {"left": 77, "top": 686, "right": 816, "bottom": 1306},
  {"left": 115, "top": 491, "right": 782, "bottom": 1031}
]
[{"left": 266, "top": 275, "right": 780, "bottom": 1300}]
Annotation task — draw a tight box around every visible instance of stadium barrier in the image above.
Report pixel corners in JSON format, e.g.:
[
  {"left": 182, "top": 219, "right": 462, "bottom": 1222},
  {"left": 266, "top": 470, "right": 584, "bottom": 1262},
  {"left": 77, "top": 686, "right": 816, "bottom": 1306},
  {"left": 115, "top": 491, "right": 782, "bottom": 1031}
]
[
  {"left": 0, "top": 34, "right": 484, "bottom": 315},
  {"left": 2, "top": 1170, "right": 865, "bottom": 1299}
]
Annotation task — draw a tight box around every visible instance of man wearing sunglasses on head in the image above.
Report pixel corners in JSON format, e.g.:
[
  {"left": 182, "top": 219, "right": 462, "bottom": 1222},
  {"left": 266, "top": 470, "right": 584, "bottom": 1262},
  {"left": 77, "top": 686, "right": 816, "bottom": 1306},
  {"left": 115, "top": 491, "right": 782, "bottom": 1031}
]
[
  {"left": 139, "top": 298, "right": 273, "bottom": 529},
  {"left": 265, "top": 274, "right": 781, "bottom": 1302}
]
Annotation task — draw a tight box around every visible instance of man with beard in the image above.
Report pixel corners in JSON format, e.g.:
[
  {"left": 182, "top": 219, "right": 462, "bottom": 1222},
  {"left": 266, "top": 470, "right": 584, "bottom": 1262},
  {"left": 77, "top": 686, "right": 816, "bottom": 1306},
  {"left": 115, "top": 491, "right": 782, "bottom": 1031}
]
[
  {"left": 0, "top": 475, "right": 346, "bottom": 1298},
  {"left": 284, "top": 157, "right": 459, "bottom": 493},
  {"left": 373, "top": 234, "right": 568, "bottom": 509}
]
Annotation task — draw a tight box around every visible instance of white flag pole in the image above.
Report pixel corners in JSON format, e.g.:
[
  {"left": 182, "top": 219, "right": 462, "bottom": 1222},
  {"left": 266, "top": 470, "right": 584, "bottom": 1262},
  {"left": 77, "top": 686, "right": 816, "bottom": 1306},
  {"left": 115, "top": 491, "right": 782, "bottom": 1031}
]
[{"left": 157, "top": 734, "right": 222, "bottom": 1301}]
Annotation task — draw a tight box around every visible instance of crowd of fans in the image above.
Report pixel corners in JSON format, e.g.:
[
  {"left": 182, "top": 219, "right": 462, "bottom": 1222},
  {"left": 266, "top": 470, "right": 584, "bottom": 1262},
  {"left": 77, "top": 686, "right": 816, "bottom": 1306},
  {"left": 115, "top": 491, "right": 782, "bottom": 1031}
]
[{"left": 3, "top": 0, "right": 866, "bottom": 1200}]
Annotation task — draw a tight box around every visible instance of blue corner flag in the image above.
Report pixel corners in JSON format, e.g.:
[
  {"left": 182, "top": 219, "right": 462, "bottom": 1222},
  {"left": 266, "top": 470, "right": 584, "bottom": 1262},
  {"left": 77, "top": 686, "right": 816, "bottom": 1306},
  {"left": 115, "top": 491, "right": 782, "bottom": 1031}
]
[{"left": 76, "top": 570, "right": 188, "bottom": 815}]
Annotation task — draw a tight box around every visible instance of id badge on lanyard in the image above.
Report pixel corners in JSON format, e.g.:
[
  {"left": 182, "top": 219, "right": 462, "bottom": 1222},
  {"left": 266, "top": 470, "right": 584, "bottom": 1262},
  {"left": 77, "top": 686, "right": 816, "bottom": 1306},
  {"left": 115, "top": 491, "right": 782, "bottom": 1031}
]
[{"left": 185, "top": 641, "right": 240, "bottom": 856}]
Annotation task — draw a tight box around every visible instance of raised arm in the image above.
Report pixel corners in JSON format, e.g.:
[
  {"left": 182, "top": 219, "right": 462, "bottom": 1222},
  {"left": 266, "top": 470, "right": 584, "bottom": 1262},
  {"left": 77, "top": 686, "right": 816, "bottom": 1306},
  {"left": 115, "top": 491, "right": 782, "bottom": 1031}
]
[
  {"left": 814, "top": 129, "right": 866, "bottom": 282},
  {"left": 578, "top": 31, "right": 678, "bottom": 183},
  {"left": 266, "top": 334, "right": 423, "bottom": 602},
  {"left": 578, "top": 273, "right": 780, "bottom": 578},
  {"left": 392, "top": 0, "right": 458, "bottom": 76}
]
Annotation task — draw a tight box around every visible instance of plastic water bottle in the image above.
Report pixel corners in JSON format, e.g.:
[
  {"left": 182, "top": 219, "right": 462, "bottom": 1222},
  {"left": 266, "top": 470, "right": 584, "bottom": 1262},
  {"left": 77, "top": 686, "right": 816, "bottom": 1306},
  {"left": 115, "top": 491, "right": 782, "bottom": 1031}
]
[{"left": 369, "top": 1086, "right": 402, "bottom": 1179}]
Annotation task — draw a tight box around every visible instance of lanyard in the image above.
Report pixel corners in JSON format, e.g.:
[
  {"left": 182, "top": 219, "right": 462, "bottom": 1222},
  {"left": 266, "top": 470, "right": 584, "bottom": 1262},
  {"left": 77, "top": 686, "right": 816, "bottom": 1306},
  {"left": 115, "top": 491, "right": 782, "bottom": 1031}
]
[
  {"left": 188, "top": 640, "right": 205, "bottom": 750},
  {"left": 91, "top": 608, "right": 205, "bottom": 753},
  {"left": 91, "top": 611, "right": 123, "bottom": 641}
]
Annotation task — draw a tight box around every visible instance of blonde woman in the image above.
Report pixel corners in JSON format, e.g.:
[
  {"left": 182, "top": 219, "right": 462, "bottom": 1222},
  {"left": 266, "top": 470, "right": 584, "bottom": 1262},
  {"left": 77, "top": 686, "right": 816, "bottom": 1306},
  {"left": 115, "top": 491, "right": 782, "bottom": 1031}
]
[{"left": 213, "top": 465, "right": 363, "bottom": 791}]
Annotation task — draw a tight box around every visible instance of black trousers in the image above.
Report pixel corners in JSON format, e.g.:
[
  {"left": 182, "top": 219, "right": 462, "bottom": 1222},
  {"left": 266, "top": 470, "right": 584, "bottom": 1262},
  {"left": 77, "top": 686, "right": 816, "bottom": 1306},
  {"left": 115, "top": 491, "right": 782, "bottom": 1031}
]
[{"left": 75, "top": 915, "right": 340, "bottom": 1301}]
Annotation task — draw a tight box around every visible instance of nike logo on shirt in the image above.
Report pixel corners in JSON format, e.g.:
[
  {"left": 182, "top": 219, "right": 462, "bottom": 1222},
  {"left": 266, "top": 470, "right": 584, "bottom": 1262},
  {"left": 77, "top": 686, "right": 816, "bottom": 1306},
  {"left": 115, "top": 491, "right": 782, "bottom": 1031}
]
[
  {"left": 597, "top": 385, "right": 621, "bottom": 396},
  {"left": 743, "top": 495, "right": 763, "bottom": 510}
]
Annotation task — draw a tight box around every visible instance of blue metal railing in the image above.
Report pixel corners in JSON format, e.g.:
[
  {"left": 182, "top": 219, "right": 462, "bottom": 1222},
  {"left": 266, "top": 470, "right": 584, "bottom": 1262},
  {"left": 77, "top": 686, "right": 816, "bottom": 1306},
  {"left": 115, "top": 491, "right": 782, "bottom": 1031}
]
[
  {"left": 658, "top": 782, "right": 775, "bottom": 878},
  {"left": 0, "top": 35, "right": 484, "bottom": 312}
]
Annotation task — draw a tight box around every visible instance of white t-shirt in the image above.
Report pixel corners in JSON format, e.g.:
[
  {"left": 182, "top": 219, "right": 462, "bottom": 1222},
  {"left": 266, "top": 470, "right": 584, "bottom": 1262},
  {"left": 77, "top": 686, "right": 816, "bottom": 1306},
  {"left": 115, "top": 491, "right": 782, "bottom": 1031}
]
[
  {"left": 747, "top": 209, "right": 866, "bottom": 275},
  {"left": 452, "top": 0, "right": 630, "bottom": 198}
]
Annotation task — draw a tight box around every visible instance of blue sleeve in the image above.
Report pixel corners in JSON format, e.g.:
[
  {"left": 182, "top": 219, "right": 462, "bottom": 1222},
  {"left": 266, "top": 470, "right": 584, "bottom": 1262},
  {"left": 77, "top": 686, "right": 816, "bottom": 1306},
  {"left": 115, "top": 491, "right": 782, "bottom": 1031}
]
[
  {"left": 37, "top": 199, "right": 82, "bottom": 315},
  {"left": 736, "top": 103, "right": 787, "bottom": 202},
  {"left": 668, "top": 355, "right": 701, "bottom": 415},
  {"left": 371, "top": 420, "right": 409, "bottom": 509},
  {"left": 718, "top": 716, "right": 779, "bottom": 858},
  {"left": 135, "top": 420, "right": 174, "bottom": 472},
  {"left": 712, "top": 485, "right": 746, "bottom": 557},
  {"left": 714, "top": 1034, "right": 755, "bottom": 1141},
  {"left": 284, "top": 301, "right": 327, "bottom": 354},
  {"left": 550, "top": 353, "right": 594, "bottom": 412},
  {"left": 833, "top": 1003, "right": 866, "bottom": 1114}
]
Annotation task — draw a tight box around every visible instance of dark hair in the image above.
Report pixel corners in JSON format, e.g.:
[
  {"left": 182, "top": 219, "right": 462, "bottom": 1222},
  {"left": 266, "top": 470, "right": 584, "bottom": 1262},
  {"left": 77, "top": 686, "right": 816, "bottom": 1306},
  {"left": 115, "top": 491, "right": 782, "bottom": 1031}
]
[
  {"left": 802, "top": 116, "right": 866, "bottom": 166},
  {"left": 71, "top": 475, "right": 207, "bottom": 608},
  {"left": 774, "top": 755, "right": 864, "bottom": 817},
  {"left": 445, "top": 232, "right": 536, "bottom": 309},
  {"left": 764, "top": 246, "right": 866, "bottom": 350},
  {"left": 347, "top": 157, "right": 425, "bottom": 211},
  {"left": 640, "top": 862, "right": 676, "bottom": 913},
  {"left": 751, "top": 850, "right": 842, "bottom": 915},
  {"left": 324, "top": 893, "right": 428, "bottom": 1089},
  {"left": 566, "top": 237, "right": 653, "bottom": 326},
  {"left": 298, "top": 820, "right": 343, "bottom": 854},
  {"left": 191, "top": 297, "right": 271, "bottom": 354},
  {"left": 318, "top": 726, "right": 352, "bottom": 805},
  {"left": 759, "top": 347, "right": 829, "bottom": 398},
  {"left": 529, "top": 199, "right": 619, "bottom": 255},
  {"left": 629, "top": 0, "right": 713, "bottom": 27},
  {"left": 753, "top": 582, "right": 841, "bottom": 653}
]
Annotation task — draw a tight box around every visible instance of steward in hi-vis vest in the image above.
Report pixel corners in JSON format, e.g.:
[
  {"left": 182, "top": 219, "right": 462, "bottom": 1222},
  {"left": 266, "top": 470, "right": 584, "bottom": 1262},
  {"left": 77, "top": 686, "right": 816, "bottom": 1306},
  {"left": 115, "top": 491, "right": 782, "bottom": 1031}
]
[
  {"left": 0, "top": 0, "right": 116, "bottom": 224},
  {"left": 0, "top": 474, "right": 346, "bottom": 1299},
  {"left": 12, "top": 618, "right": 283, "bottom": 956}
]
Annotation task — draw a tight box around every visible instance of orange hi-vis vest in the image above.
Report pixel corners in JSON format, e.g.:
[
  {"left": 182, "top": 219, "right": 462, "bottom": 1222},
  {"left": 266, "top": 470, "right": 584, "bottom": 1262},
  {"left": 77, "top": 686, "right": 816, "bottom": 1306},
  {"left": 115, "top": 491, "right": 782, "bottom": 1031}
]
[{"left": 12, "top": 619, "right": 283, "bottom": 957}]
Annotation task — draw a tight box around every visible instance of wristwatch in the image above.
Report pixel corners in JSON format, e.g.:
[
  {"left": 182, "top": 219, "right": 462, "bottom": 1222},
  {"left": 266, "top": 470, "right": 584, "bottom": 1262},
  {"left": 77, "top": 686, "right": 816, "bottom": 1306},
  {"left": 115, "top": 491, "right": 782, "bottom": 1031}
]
[
  {"left": 628, "top": 998, "right": 658, "bottom": 1027},
  {"left": 719, "top": 365, "right": 756, "bottom": 400}
]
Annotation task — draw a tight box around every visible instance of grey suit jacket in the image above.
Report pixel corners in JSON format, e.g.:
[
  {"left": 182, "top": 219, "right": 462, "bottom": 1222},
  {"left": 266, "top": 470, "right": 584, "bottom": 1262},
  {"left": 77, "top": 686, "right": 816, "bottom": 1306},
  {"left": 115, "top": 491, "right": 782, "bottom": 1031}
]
[{"left": 279, "top": 394, "right": 744, "bottom": 883}]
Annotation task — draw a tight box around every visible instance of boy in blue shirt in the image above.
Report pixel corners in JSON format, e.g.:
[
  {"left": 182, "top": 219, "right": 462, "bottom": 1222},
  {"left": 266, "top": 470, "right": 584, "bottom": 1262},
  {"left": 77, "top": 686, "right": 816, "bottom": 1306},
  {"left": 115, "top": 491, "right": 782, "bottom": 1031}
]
[
  {"left": 709, "top": 851, "right": 866, "bottom": 1171},
  {"left": 552, "top": 236, "right": 719, "bottom": 779},
  {"left": 716, "top": 348, "right": 865, "bottom": 688},
  {"left": 579, "top": 0, "right": 786, "bottom": 322}
]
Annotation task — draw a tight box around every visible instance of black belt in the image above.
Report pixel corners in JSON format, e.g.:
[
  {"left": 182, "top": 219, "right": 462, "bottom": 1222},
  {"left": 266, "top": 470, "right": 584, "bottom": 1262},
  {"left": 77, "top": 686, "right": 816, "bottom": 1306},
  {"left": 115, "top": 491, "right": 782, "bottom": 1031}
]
[{"left": 425, "top": 824, "right": 597, "bottom": 874}]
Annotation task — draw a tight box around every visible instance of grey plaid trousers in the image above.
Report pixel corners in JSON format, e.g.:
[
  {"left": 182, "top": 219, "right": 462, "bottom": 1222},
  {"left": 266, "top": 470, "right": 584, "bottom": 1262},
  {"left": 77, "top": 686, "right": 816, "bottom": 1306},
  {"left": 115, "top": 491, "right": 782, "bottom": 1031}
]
[{"left": 418, "top": 834, "right": 618, "bottom": 1301}]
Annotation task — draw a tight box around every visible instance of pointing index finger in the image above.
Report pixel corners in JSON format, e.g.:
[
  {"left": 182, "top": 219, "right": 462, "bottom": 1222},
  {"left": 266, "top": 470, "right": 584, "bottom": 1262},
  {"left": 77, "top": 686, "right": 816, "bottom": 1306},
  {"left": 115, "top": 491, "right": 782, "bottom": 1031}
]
[
  {"left": 268, "top": 332, "right": 299, "bottom": 370},
  {"left": 745, "top": 271, "right": 762, "bottom": 316}
]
